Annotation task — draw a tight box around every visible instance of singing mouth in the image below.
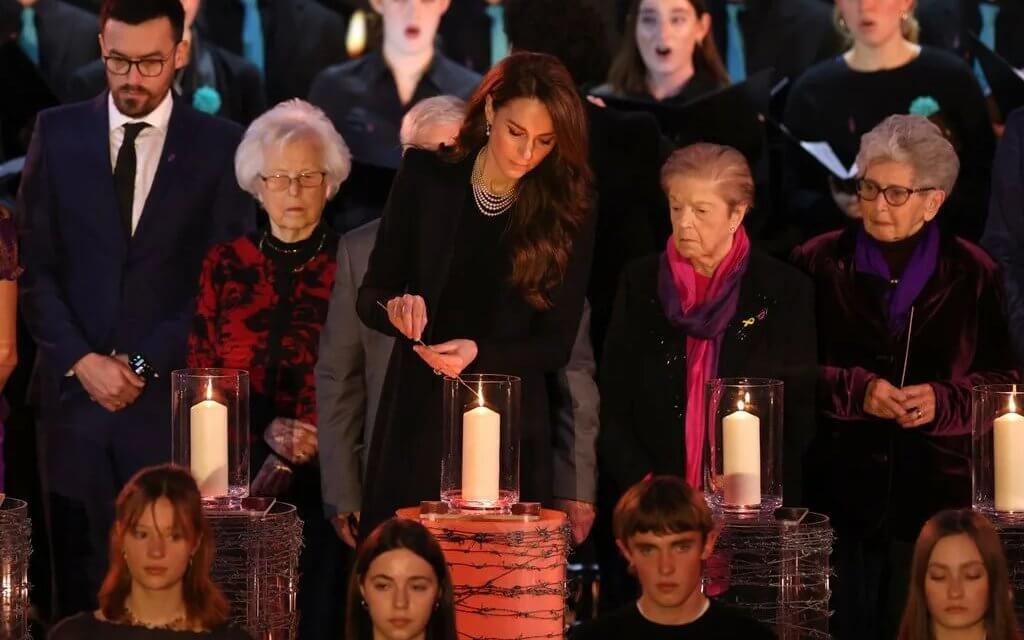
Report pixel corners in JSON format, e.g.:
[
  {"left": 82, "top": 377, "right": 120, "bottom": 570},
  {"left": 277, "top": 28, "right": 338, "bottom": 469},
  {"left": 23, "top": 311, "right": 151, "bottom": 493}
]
[{"left": 655, "top": 45, "right": 672, "bottom": 58}]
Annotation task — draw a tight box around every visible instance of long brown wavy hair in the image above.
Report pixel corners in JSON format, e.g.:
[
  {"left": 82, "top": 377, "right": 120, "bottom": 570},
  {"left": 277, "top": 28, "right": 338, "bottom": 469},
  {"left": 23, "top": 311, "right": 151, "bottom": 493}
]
[
  {"left": 99, "top": 464, "right": 229, "bottom": 629},
  {"left": 444, "top": 51, "right": 592, "bottom": 310},
  {"left": 607, "top": 0, "right": 730, "bottom": 97},
  {"left": 897, "top": 509, "right": 1021, "bottom": 640}
]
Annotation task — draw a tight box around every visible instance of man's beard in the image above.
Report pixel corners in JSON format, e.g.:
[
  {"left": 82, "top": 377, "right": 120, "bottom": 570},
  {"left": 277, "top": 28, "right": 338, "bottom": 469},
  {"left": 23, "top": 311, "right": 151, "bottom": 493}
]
[{"left": 112, "top": 85, "right": 158, "bottom": 117}]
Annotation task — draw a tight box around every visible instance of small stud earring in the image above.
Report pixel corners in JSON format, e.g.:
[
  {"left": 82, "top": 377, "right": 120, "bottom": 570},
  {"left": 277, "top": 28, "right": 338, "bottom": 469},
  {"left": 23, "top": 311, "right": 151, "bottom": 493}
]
[
  {"left": 361, "top": 599, "right": 368, "bottom": 609},
  {"left": 900, "top": 11, "right": 908, "bottom": 21}
]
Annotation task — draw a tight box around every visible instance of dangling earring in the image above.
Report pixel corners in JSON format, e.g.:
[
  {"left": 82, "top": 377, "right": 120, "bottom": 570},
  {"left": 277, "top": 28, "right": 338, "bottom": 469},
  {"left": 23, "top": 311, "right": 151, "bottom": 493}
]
[
  {"left": 838, "top": 16, "right": 847, "bottom": 29},
  {"left": 486, "top": 122, "right": 492, "bottom": 137}
]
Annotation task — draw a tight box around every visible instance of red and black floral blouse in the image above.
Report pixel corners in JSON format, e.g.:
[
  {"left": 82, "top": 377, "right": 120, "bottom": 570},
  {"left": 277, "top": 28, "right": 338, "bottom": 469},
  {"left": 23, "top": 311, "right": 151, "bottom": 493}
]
[{"left": 187, "top": 230, "right": 339, "bottom": 428}]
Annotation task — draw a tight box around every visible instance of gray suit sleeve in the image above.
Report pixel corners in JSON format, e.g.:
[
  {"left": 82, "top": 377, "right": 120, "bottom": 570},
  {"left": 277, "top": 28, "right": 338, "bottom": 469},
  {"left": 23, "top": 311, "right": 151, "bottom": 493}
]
[
  {"left": 317, "top": 236, "right": 369, "bottom": 517},
  {"left": 551, "top": 300, "right": 600, "bottom": 503}
]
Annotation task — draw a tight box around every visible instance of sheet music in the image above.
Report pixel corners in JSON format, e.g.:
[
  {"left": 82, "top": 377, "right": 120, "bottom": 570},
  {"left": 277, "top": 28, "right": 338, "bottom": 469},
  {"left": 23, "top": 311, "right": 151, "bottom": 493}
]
[
  {"left": 799, "top": 141, "right": 858, "bottom": 179},
  {"left": 0, "top": 157, "right": 25, "bottom": 180}
]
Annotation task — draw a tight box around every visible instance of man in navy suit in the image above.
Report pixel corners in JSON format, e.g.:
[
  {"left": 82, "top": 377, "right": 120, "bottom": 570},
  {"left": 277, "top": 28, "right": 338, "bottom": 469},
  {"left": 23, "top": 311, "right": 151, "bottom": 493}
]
[{"left": 17, "top": 0, "right": 252, "bottom": 617}]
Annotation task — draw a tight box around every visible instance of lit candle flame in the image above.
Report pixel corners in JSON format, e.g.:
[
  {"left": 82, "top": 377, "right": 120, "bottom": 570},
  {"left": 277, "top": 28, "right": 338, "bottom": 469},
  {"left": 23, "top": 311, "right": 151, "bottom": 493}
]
[
  {"left": 206, "top": 380, "right": 214, "bottom": 402},
  {"left": 477, "top": 381, "right": 484, "bottom": 408},
  {"left": 1011, "top": 387, "right": 1018, "bottom": 414},
  {"left": 346, "top": 10, "right": 367, "bottom": 58}
]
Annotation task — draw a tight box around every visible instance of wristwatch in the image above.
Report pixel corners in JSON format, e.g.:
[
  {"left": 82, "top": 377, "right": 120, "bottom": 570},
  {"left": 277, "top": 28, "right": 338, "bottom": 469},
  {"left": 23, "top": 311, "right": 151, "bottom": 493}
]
[{"left": 129, "top": 353, "right": 157, "bottom": 380}]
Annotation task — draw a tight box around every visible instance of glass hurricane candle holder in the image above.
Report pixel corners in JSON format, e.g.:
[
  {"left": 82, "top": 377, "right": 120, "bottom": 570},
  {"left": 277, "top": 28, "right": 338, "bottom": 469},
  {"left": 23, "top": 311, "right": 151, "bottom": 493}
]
[
  {"left": 972, "top": 384, "right": 1024, "bottom": 520},
  {"left": 704, "top": 378, "right": 784, "bottom": 515},
  {"left": 441, "top": 374, "right": 521, "bottom": 513},
  {"left": 172, "top": 369, "right": 250, "bottom": 503}
]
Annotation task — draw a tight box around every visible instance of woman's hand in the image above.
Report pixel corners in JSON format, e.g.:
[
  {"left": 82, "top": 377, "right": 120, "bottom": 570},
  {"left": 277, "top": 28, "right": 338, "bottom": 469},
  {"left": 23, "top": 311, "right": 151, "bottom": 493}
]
[
  {"left": 863, "top": 378, "right": 908, "bottom": 421},
  {"left": 897, "top": 383, "right": 936, "bottom": 429},
  {"left": 265, "top": 417, "right": 319, "bottom": 465},
  {"left": 386, "top": 294, "right": 427, "bottom": 341},
  {"left": 554, "top": 499, "right": 597, "bottom": 545},
  {"left": 414, "top": 339, "right": 478, "bottom": 378},
  {"left": 332, "top": 512, "right": 360, "bottom": 548}
]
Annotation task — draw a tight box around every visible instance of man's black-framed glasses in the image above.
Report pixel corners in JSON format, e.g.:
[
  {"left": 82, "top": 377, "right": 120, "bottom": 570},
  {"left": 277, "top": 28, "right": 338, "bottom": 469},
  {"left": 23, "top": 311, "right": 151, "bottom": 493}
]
[
  {"left": 103, "top": 52, "right": 174, "bottom": 77},
  {"left": 856, "top": 177, "right": 935, "bottom": 207},
  {"left": 260, "top": 172, "right": 327, "bottom": 192}
]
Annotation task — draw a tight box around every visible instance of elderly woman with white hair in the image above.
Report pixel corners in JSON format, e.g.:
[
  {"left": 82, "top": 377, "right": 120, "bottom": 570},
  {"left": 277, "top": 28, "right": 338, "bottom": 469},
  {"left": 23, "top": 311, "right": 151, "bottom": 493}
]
[
  {"left": 792, "top": 114, "right": 1019, "bottom": 638},
  {"left": 187, "top": 99, "right": 351, "bottom": 639}
]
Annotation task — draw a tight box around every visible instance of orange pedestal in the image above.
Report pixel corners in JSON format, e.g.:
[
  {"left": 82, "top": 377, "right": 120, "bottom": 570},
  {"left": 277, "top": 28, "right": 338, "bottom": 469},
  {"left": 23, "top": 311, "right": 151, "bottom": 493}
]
[{"left": 397, "top": 507, "right": 569, "bottom": 640}]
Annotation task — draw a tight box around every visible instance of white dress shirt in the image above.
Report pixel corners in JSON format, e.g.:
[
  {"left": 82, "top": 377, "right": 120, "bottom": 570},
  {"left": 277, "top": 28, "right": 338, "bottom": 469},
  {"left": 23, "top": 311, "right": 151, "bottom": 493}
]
[{"left": 108, "top": 91, "right": 174, "bottom": 235}]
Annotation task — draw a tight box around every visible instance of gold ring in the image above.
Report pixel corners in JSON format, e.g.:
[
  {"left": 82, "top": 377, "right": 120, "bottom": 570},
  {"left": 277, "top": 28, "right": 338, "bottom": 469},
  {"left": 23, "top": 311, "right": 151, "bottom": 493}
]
[{"left": 916, "top": 409, "right": 923, "bottom": 419}]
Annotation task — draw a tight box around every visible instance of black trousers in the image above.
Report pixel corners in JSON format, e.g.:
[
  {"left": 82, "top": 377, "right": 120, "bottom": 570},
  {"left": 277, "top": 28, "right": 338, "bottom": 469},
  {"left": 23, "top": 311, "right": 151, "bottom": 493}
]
[
  {"left": 831, "top": 528, "right": 914, "bottom": 640},
  {"left": 40, "top": 376, "right": 170, "bottom": 620}
]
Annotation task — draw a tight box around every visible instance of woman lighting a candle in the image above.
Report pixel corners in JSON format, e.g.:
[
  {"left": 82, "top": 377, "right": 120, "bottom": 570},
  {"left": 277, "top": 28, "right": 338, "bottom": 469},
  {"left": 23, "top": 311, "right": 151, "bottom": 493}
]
[
  {"left": 356, "top": 52, "right": 595, "bottom": 537},
  {"left": 791, "top": 114, "right": 1019, "bottom": 638},
  {"left": 598, "top": 142, "right": 817, "bottom": 605}
]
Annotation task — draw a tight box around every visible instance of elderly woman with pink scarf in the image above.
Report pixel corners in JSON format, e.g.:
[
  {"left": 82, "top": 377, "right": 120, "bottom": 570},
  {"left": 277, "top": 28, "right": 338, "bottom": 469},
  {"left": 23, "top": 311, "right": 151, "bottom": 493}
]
[{"left": 595, "top": 143, "right": 818, "bottom": 606}]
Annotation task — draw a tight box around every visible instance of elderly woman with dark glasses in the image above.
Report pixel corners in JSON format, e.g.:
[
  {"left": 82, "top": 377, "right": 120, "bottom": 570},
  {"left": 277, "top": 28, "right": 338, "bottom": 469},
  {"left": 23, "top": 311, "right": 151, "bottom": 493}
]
[{"left": 791, "top": 114, "right": 1019, "bottom": 639}]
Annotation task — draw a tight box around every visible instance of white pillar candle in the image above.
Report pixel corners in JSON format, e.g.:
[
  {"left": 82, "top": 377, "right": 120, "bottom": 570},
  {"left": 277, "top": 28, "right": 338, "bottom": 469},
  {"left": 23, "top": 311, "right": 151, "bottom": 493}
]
[
  {"left": 723, "top": 400, "right": 761, "bottom": 507},
  {"left": 462, "top": 394, "right": 501, "bottom": 503},
  {"left": 995, "top": 399, "right": 1024, "bottom": 512},
  {"left": 190, "top": 383, "right": 229, "bottom": 498}
]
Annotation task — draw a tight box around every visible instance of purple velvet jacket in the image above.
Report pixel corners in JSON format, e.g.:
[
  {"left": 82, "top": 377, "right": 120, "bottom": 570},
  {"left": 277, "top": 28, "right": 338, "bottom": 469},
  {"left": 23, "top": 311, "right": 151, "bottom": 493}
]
[{"left": 792, "top": 227, "right": 1019, "bottom": 540}]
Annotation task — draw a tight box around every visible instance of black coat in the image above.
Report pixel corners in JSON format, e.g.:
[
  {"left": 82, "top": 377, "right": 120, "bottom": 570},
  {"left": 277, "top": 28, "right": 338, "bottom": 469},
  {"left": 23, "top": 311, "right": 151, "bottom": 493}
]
[
  {"left": 355, "top": 149, "right": 595, "bottom": 536},
  {"left": 67, "top": 36, "right": 267, "bottom": 126},
  {"left": 437, "top": 0, "right": 494, "bottom": 74},
  {"left": 0, "top": 0, "right": 99, "bottom": 102},
  {"left": 202, "top": 0, "right": 347, "bottom": 105},
  {"left": 585, "top": 101, "right": 671, "bottom": 360},
  {"left": 598, "top": 250, "right": 818, "bottom": 506},
  {"left": 708, "top": 0, "right": 843, "bottom": 90},
  {"left": 918, "top": 0, "right": 1024, "bottom": 67}
]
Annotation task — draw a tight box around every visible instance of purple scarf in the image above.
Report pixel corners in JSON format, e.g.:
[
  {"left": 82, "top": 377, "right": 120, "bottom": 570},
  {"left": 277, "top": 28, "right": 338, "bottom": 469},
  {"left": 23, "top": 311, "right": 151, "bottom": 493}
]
[
  {"left": 658, "top": 228, "right": 751, "bottom": 487},
  {"left": 854, "top": 223, "right": 940, "bottom": 333}
]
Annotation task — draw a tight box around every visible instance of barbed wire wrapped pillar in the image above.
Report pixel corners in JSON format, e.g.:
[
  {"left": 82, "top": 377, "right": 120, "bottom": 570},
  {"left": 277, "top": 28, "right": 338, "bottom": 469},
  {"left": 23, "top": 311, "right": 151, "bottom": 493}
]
[
  {"left": 398, "top": 504, "right": 570, "bottom": 640},
  {"left": 704, "top": 509, "right": 833, "bottom": 639},
  {"left": 205, "top": 498, "right": 303, "bottom": 639},
  {"left": 0, "top": 498, "right": 31, "bottom": 640},
  {"left": 979, "top": 516, "right": 1024, "bottom": 627}
]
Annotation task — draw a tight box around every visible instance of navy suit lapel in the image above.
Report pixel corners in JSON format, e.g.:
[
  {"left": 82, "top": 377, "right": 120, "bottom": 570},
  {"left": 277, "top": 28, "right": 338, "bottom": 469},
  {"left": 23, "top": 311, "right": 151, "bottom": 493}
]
[
  {"left": 132, "top": 99, "right": 196, "bottom": 246},
  {"left": 80, "top": 94, "right": 126, "bottom": 253}
]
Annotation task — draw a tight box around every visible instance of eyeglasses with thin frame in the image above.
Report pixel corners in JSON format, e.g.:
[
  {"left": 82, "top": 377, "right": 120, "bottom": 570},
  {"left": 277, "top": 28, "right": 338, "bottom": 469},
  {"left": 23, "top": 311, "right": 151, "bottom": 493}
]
[
  {"left": 103, "top": 48, "right": 176, "bottom": 77},
  {"left": 260, "top": 171, "right": 328, "bottom": 192},
  {"left": 856, "top": 177, "right": 936, "bottom": 207}
]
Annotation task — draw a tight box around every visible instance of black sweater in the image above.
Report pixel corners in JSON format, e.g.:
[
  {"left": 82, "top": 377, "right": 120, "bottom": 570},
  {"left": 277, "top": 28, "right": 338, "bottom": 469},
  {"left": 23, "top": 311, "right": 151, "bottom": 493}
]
[
  {"left": 782, "top": 46, "right": 994, "bottom": 242},
  {"left": 572, "top": 600, "right": 776, "bottom": 640}
]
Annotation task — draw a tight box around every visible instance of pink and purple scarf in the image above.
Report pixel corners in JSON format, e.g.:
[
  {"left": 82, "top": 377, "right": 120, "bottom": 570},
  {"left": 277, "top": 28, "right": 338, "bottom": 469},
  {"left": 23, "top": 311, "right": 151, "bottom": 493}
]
[{"left": 657, "top": 228, "right": 751, "bottom": 487}]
